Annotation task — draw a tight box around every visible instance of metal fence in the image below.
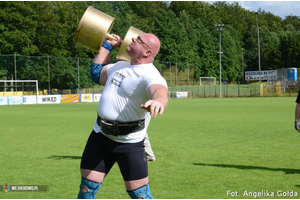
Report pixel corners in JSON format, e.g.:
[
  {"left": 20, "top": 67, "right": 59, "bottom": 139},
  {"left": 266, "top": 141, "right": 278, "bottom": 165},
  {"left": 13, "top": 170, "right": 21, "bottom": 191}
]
[
  {"left": 168, "top": 84, "right": 261, "bottom": 98},
  {"left": 0, "top": 54, "right": 298, "bottom": 98},
  {"left": 0, "top": 54, "right": 197, "bottom": 91}
]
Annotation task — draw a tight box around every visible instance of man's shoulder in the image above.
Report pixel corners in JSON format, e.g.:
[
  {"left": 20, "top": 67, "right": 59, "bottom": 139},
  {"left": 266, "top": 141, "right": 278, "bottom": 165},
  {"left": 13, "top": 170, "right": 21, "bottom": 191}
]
[
  {"left": 111, "top": 61, "right": 130, "bottom": 67},
  {"left": 107, "top": 61, "right": 130, "bottom": 71}
]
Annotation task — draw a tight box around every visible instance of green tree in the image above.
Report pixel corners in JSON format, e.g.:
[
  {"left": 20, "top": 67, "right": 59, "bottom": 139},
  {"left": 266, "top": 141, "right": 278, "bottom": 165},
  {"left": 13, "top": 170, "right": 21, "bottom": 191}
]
[
  {"left": 262, "top": 32, "right": 281, "bottom": 70},
  {"left": 219, "top": 25, "right": 243, "bottom": 82},
  {"left": 153, "top": 9, "right": 188, "bottom": 63},
  {"left": 0, "top": 1, "right": 39, "bottom": 55},
  {"left": 279, "top": 24, "right": 300, "bottom": 68},
  {"left": 169, "top": 1, "right": 217, "bottom": 28},
  {"left": 283, "top": 15, "right": 300, "bottom": 31}
]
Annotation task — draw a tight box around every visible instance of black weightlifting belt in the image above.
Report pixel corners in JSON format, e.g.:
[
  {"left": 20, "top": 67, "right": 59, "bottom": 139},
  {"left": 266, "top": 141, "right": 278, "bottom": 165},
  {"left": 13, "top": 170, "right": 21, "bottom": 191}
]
[{"left": 97, "top": 116, "right": 145, "bottom": 136}]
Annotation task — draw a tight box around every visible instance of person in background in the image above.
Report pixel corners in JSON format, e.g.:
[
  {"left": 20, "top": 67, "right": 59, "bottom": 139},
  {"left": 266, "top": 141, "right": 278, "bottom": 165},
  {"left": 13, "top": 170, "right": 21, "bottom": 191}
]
[
  {"left": 145, "top": 132, "right": 155, "bottom": 161},
  {"left": 77, "top": 32, "right": 168, "bottom": 199},
  {"left": 294, "top": 90, "right": 300, "bottom": 133}
]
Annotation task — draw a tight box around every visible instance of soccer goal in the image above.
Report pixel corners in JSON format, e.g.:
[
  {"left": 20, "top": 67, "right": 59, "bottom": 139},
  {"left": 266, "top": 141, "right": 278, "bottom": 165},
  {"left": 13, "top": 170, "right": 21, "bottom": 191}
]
[
  {"left": 0, "top": 80, "right": 39, "bottom": 103},
  {"left": 200, "top": 77, "right": 216, "bottom": 86}
]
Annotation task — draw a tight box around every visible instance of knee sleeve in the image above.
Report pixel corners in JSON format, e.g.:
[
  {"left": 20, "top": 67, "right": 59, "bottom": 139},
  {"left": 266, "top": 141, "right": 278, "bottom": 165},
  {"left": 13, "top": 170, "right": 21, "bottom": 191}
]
[
  {"left": 77, "top": 177, "right": 101, "bottom": 199},
  {"left": 127, "top": 184, "right": 154, "bottom": 199}
]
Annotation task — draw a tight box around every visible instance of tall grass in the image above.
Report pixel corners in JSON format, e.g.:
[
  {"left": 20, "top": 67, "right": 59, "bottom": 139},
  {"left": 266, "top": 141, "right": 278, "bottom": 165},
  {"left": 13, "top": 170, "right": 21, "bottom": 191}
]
[{"left": 0, "top": 97, "right": 299, "bottom": 199}]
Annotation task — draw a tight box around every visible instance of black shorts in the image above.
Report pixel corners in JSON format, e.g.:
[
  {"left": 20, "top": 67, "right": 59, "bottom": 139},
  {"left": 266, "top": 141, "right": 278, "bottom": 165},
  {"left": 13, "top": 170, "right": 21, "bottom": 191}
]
[
  {"left": 80, "top": 130, "right": 148, "bottom": 181},
  {"left": 296, "top": 90, "right": 300, "bottom": 103}
]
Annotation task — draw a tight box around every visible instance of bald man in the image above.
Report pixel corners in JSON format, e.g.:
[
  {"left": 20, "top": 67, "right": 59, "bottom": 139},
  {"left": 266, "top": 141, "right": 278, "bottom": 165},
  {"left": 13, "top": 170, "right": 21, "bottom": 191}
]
[{"left": 77, "top": 33, "right": 168, "bottom": 199}]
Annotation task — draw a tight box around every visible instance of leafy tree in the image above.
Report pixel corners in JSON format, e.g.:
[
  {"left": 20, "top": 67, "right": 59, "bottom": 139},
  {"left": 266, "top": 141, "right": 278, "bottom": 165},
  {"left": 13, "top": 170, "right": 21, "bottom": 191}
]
[
  {"left": 0, "top": 1, "right": 39, "bottom": 55},
  {"left": 283, "top": 15, "right": 300, "bottom": 31},
  {"left": 1, "top": 1, "right": 300, "bottom": 88},
  {"left": 219, "top": 25, "right": 243, "bottom": 81},
  {"left": 153, "top": 9, "right": 188, "bottom": 63},
  {"left": 192, "top": 18, "right": 218, "bottom": 81},
  {"left": 169, "top": 1, "right": 217, "bottom": 28},
  {"left": 262, "top": 32, "right": 281, "bottom": 70},
  {"left": 243, "top": 25, "right": 259, "bottom": 71},
  {"left": 278, "top": 24, "right": 300, "bottom": 68}
]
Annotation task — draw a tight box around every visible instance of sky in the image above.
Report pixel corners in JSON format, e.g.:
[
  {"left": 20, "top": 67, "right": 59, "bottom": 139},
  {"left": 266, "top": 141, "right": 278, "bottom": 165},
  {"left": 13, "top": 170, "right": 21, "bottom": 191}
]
[{"left": 207, "top": 1, "right": 300, "bottom": 19}]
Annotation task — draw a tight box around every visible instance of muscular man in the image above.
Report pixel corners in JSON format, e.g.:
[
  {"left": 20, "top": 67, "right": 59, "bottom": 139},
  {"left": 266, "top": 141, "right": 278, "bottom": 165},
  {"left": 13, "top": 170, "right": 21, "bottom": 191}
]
[{"left": 77, "top": 33, "right": 168, "bottom": 199}]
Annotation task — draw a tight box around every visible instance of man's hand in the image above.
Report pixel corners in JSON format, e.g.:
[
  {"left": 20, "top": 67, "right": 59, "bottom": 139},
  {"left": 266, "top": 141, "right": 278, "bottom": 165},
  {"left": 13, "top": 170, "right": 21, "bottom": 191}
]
[
  {"left": 141, "top": 100, "right": 165, "bottom": 118},
  {"left": 294, "top": 121, "right": 300, "bottom": 132},
  {"left": 107, "top": 34, "right": 122, "bottom": 48}
]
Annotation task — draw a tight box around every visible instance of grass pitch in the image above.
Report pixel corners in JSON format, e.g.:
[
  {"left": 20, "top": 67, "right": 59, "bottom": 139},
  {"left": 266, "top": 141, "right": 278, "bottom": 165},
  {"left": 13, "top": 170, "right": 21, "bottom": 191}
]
[{"left": 0, "top": 97, "right": 300, "bottom": 199}]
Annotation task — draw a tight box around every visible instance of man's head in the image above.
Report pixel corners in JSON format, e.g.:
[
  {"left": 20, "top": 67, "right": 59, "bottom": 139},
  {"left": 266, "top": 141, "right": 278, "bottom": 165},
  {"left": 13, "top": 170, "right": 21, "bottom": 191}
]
[{"left": 127, "top": 33, "right": 161, "bottom": 64}]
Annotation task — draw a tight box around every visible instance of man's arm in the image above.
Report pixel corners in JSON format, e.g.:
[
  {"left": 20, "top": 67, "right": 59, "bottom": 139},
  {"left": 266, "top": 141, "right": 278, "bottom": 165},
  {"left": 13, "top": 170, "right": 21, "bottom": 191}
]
[
  {"left": 141, "top": 84, "right": 168, "bottom": 118},
  {"left": 91, "top": 34, "right": 122, "bottom": 86}
]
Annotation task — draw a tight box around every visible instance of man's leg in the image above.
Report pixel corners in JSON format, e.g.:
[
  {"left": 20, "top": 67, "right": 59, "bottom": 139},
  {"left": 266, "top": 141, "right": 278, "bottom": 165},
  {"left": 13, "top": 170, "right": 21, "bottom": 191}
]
[
  {"left": 78, "top": 131, "right": 115, "bottom": 199},
  {"left": 77, "top": 176, "right": 101, "bottom": 199},
  {"left": 144, "top": 133, "right": 155, "bottom": 161},
  {"left": 125, "top": 177, "right": 154, "bottom": 199},
  {"left": 116, "top": 139, "right": 154, "bottom": 199}
]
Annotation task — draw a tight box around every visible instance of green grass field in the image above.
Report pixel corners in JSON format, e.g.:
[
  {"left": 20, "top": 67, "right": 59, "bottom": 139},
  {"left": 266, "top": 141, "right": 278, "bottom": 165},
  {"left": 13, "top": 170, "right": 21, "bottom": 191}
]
[{"left": 1, "top": 97, "right": 300, "bottom": 199}]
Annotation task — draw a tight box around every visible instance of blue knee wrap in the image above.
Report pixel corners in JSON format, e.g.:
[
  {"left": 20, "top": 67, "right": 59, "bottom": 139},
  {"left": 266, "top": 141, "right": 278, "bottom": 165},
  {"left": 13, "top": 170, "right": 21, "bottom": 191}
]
[
  {"left": 127, "top": 184, "right": 154, "bottom": 199},
  {"left": 77, "top": 177, "right": 101, "bottom": 199}
]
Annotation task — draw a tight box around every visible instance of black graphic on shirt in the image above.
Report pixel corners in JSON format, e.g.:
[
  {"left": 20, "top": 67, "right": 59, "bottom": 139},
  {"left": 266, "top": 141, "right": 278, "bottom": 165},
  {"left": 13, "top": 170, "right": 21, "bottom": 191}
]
[{"left": 111, "top": 72, "right": 126, "bottom": 87}]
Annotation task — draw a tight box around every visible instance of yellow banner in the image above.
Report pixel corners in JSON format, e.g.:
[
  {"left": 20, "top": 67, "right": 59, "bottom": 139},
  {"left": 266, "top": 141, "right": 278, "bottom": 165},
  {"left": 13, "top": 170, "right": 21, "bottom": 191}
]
[{"left": 61, "top": 95, "right": 79, "bottom": 103}]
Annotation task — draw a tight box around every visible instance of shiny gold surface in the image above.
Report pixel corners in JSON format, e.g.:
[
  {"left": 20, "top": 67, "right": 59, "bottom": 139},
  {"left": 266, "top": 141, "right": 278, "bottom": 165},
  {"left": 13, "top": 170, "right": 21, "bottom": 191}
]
[
  {"left": 73, "top": 6, "right": 145, "bottom": 62},
  {"left": 115, "top": 26, "right": 144, "bottom": 62},
  {"left": 73, "top": 6, "right": 115, "bottom": 52}
]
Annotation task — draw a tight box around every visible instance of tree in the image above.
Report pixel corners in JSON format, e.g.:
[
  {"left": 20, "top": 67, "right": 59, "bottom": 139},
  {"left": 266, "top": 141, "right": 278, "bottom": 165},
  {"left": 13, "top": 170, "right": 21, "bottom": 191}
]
[
  {"left": 153, "top": 9, "right": 188, "bottom": 63},
  {"left": 283, "top": 15, "right": 300, "bottom": 31},
  {"left": 219, "top": 25, "right": 243, "bottom": 81},
  {"left": 278, "top": 24, "right": 300, "bottom": 68},
  {"left": 0, "top": 1, "right": 39, "bottom": 55},
  {"left": 262, "top": 32, "right": 281, "bottom": 70}
]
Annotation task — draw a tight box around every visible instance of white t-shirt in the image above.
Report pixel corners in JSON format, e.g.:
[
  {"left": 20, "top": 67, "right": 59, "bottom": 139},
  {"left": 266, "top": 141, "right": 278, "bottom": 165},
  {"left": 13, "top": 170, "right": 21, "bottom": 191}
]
[{"left": 93, "top": 61, "right": 167, "bottom": 143}]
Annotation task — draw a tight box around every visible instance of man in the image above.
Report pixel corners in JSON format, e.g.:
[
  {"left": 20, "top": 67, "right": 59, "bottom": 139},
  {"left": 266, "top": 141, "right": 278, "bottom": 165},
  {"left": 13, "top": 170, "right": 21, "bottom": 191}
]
[
  {"left": 144, "top": 133, "right": 156, "bottom": 161},
  {"left": 77, "top": 33, "right": 168, "bottom": 199},
  {"left": 295, "top": 90, "right": 300, "bottom": 132}
]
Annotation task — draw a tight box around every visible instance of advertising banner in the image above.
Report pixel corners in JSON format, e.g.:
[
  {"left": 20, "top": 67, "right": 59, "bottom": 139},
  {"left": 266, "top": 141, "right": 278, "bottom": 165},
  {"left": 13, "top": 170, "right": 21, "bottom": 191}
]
[
  {"left": 81, "top": 94, "right": 93, "bottom": 102},
  {"left": 93, "top": 94, "right": 102, "bottom": 102},
  {"left": 23, "top": 96, "right": 38, "bottom": 104},
  {"left": 61, "top": 95, "right": 79, "bottom": 103},
  {"left": 38, "top": 95, "right": 61, "bottom": 104},
  {"left": 176, "top": 92, "right": 188, "bottom": 98},
  {"left": 0, "top": 97, "right": 8, "bottom": 105},
  {"left": 7, "top": 96, "right": 22, "bottom": 105},
  {"left": 245, "top": 70, "right": 277, "bottom": 81}
]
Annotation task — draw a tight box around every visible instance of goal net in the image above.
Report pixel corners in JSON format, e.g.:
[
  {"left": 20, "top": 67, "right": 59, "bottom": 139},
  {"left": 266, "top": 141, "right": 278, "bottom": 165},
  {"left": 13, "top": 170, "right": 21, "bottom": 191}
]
[
  {"left": 200, "top": 77, "right": 216, "bottom": 86},
  {"left": 168, "top": 91, "right": 192, "bottom": 99},
  {"left": 0, "top": 80, "right": 38, "bottom": 103}
]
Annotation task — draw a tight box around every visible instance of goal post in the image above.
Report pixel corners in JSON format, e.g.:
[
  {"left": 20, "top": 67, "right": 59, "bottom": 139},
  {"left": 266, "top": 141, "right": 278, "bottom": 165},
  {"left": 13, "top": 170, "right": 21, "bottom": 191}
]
[
  {"left": 200, "top": 77, "right": 216, "bottom": 86},
  {"left": 0, "top": 80, "right": 38, "bottom": 103}
]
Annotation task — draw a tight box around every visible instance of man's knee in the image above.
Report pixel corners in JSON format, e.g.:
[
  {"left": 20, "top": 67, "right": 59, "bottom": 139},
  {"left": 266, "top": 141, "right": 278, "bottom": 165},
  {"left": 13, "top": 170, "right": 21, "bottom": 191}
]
[
  {"left": 77, "top": 177, "right": 101, "bottom": 199},
  {"left": 127, "top": 184, "right": 154, "bottom": 199}
]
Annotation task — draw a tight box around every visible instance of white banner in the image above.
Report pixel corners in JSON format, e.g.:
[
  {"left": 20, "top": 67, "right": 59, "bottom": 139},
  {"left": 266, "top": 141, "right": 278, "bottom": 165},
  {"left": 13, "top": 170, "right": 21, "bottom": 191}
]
[
  {"left": 245, "top": 70, "right": 277, "bottom": 81},
  {"left": 38, "top": 95, "right": 61, "bottom": 104},
  {"left": 23, "top": 96, "right": 37, "bottom": 104},
  {"left": 8, "top": 96, "right": 23, "bottom": 105},
  {"left": 93, "top": 94, "right": 102, "bottom": 102},
  {"left": 81, "top": 94, "right": 93, "bottom": 102},
  {"left": 176, "top": 92, "right": 188, "bottom": 98},
  {"left": 0, "top": 97, "right": 8, "bottom": 105}
]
